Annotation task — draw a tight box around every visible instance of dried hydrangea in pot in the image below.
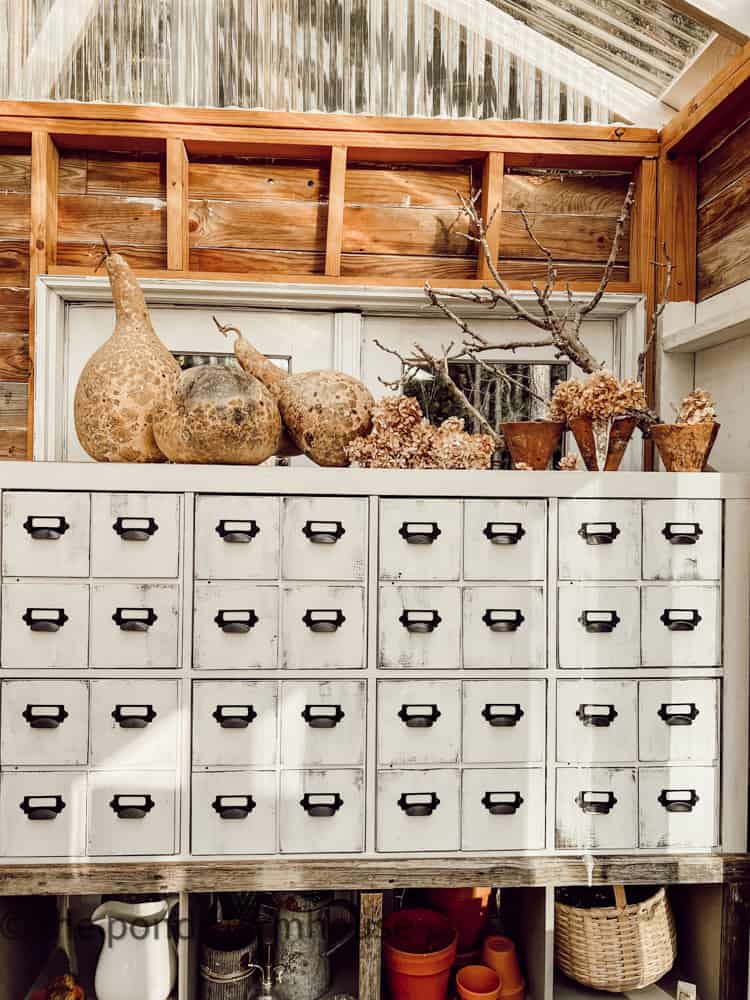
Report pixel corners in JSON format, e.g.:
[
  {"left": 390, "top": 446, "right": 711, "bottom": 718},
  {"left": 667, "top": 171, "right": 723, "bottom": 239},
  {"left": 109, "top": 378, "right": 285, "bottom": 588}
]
[{"left": 650, "top": 389, "right": 719, "bottom": 472}]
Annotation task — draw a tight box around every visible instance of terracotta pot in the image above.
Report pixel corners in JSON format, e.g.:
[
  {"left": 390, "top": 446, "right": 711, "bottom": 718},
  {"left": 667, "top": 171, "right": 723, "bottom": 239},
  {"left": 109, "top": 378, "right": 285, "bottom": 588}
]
[
  {"left": 456, "top": 965, "right": 502, "bottom": 1000},
  {"left": 500, "top": 421, "right": 564, "bottom": 471},
  {"left": 650, "top": 422, "right": 719, "bottom": 472},
  {"left": 425, "top": 889, "right": 492, "bottom": 952},
  {"left": 383, "top": 908, "right": 457, "bottom": 1000},
  {"left": 481, "top": 936, "right": 525, "bottom": 996},
  {"left": 569, "top": 415, "right": 636, "bottom": 471}
]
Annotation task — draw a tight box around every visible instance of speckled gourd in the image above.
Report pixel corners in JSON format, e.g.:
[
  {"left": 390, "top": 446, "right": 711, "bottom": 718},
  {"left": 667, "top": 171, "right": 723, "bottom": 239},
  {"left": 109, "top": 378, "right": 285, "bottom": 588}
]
[
  {"left": 74, "top": 250, "right": 180, "bottom": 462},
  {"left": 152, "top": 365, "right": 282, "bottom": 465}
]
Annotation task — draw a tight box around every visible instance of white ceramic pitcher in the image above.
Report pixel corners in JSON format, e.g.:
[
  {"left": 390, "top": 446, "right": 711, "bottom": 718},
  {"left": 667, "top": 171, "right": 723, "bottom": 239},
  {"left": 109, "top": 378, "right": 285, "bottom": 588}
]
[{"left": 91, "top": 897, "right": 179, "bottom": 1000}]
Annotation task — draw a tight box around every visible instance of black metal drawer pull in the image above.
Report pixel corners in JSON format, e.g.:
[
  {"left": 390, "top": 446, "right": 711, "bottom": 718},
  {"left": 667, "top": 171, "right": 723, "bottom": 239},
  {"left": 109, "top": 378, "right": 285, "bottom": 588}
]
[
  {"left": 578, "top": 521, "right": 620, "bottom": 545},
  {"left": 303, "top": 520, "right": 346, "bottom": 544},
  {"left": 398, "top": 704, "right": 441, "bottom": 728},
  {"left": 213, "top": 705, "right": 257, "bottom": 728},
  {"left": 663, "top": 522, "right": 703, "bottom": 545},
  {"left": 661, "top": 608, "right": 701, "bottom": 632},
  {"left": 302, "top": 704, "right": 345, "bottom": 728},
  {"left": 23, "top": 515, "right": 69, "bottom": 540},
  {"left": 20, "top": 795, "right": 66, "bottom": 820},
  {"left": 577, "top": 703, "right": 618, "bottom": 728},
  {"left": 658, "top": 788, "right": 699, "bottom": 813},
  {"left": 482, "top": 608, "right": 524, "bottom": 632},
  {"left": 302, "top": 608, "right": 346, "bottom": 633},
  {"left": 113, "top": 516, "right": 158, "bottom": 541},
  {"left": 399, "top": 521, "right": 441, "bottom": 545},
  {"left": 399, "top": 609, "right": 441, "bottom": 634},
  {"left": 482, "top": 703, "right": 524, "bottom": 727},
  {"left": 483, "top": 522, "right": 525, "bottom": 545},
  {"left": 579, "top": 610, "right": 620, "bottom": 634},
  {"left": 482, "top": 791, "right": 524, "bottom": 815},
  {"left": 214, "top": 609, "right": 259, "bottom": 634},
  {"left": 576, "top": 790, "right": 617, "bottom": 815},
  {"left": 23, "top": 608, "right": 68, "bottom": 632},
  {"left": 112, "top": 607, "right": 158, "bottom": 632},
  {"left": 216, "top": 519, "right": 260, "bottom": 543},
  {"left": 398, "top": 792, "right": 440, "bottom": 817},
  {"left": 110, "top": 794, "right": 155, "bottom": 820},
  {"left": 22, "top": 704, "right": 69, "bottom": 728},
  {"left": 212, "top": 795, "right": 256, "bottom": 820},
  {"left": 658, "top": 702, "right": 700, "bottom": 726},
  {"left": 300, "top": 793, "right": 343, "bottom": 817},
  {"left": 112, "top": 704, "right": 157, "bottom": 728}
]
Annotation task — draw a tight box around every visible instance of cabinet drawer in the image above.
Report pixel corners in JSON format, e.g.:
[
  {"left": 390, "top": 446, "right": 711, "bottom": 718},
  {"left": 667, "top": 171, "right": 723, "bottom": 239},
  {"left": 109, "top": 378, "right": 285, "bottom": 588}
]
[
  {"left": 90, "top": 493, "right": 180, "bottom": 578},
  {"left": 556, "top": 767, "right": 637, "bottom": 850},
  {"left": 282, "top": 497, "right": 367, "bottom": 581},
  {"left": 0, "top": 771, "right": 87, "bottom": 858},
  {"left": 558, "top": 585, "right": 640, "bottom": 669},
  {"left": 461, "top": 768, "right": 546, "bottom": 851},
  {"left": 1, "top": 679, "right": 89, "bottom": 766},
  {"left": 639, "top": 766, "right": 718, "bottom": 849},
  {"left": 279, "top": 769, "right": 364, "bottom": 854},
  {"left": 463, "top": 586, "right": 546, "bottom": 668},
  {"left": 462, "top": 681, "right": 546, "bottom": 764},
  {"left": 281, "top": 586, "right": 365, "bottom": 669},
  {"left": 90, "top": 583, "right": 180, "bottom": 668},
  {"left": 378, "top": 680, "right": 460, "bottom": 766},
  {"left": 558, "top": 500, "right": 641, "bottom": 581},
  {"left": 464, "top": 500, "right": 547, "bottom": 581},
  {"left": 195, "top": 495, "right": 280, "bottom": 581},
  {"left": 87, "top": 770, "right": 176, "bottom": 856},
  {"left": 556, "top": 680, "right": 637, "bottom": 764},
  {"left": 642, "top": 585, "right": 721, "bottom": 667},
  {"left": 89, "top": 680, "right": 179, "bottom": 770},
  {"left": 639, "top": 680, "right": 719, "bottom": 763},
  {"left": 281, "top": 680, "right": 365, "bottom": 767},
  {"left": 376, "top": 768, "right": 460, "bottom": 853},
  {"left": 379, "top": 500, "right": 461, "bottom": 581},
  {"left": 194, "top": 583, "right": 279, "bottom": 669},
  {"left": 192, "top": 680, "right": 278, "bottom": 767},
  {"left": 379, "top": 585, "right": 461, "bottom": 670},
  {"left": 2, "top": 491, "right": 90, "bottom": 578},
  {"left": 192, "top": 770, "right": 277, "bottom": 855},
  {"left": 1, "top": 582, "right": 89, "bottom": 669},
  {"left": 643, "top": 500, "right": 722, "bottom": 581}
]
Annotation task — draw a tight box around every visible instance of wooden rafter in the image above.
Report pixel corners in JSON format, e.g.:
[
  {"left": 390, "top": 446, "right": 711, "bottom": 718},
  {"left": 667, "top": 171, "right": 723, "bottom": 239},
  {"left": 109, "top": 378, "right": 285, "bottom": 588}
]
[{"left": 662, "top": 0, "right": 748, "bottom": 47}]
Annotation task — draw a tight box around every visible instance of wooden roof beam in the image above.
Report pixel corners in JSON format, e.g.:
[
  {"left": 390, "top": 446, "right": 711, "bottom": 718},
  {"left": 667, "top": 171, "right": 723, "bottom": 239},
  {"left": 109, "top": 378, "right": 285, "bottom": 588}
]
[{"left": 663, "top": 0, "right": 748, "bottom": 46}]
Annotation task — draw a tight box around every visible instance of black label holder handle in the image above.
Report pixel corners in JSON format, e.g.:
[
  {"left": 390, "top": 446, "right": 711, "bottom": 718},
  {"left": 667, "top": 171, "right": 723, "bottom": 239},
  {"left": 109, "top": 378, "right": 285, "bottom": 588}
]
[
  {"left": 658, "top": 702, "right": 700, "bottom": 726},
  {"left": 482, "top": 703, "right": 524, "bottom": 727},
  {"left": 398, "top": 704, "right": 441, "bottom": 728},
  {"left": 303, "top": 520, "right": 346, "bottom": 544},
  {"left": 300, "top": 793, "right": 344, "bottom": 817},
  {"left": 212, "top": 795, "right": 256, "bottom": 820},
  {"left": 112, "top": 607, "right": 158, "bottom": 632},
  {"left": 577, "top": 703, "right": 618, "bottom": 728},
  {"left": 482, "top": 791, "right": 524, "bottom": 815},
  {"left": 113, "top": 516, "right": 159, "bottom": 541},
  {"left": 576, "top": 790, "right": 617, "bottom": 815},
  {"left": 398, "top": 792, "right": 440, "bottom": 817},
  {"left": 658, "top": 788, "right": 699, "bottom": 813},
  {"left": 23, "top": 515, "right": 69, "bottom": 540},
  {"left": 20, "top": 795, "right": 66, "bottom": 820},
  {"left": 109, "top": 794, "right": 155, "bottom": 820},
  {"left": 213, "top": 705, "right": 257, "bottom": 728},
  {"left": 23, "top": 608, "right": 69, "bottom": 633},
  {"left": 215, "top": 519, "right": 260, "bottom": 543},
  {"left": 22, "top": 704, "right": 69, "bottom": 728},
  {"left": 112, "top": 704, "right": 157, "bottom": 728}
]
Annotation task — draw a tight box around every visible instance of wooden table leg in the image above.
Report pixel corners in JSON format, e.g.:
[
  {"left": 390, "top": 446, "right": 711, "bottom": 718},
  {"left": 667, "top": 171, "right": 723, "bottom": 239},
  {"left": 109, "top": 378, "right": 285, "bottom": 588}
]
[
  {"left": 720, "top": 881, "right": 750, "bottom": 1000},
  {"left": 358, "top": 891, "right": 383, "bottom": 1000}
]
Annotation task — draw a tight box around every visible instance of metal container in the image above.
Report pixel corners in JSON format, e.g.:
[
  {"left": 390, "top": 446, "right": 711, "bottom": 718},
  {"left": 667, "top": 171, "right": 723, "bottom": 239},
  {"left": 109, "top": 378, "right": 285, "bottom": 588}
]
[{"left": 200, "top": 920, "right": 258, "bottom": 1000}]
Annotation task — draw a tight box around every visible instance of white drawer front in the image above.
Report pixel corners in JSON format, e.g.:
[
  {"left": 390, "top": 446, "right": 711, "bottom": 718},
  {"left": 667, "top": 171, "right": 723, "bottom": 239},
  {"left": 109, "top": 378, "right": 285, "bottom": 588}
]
[
  {"left": 464, "top": 499, "right": 547, "bottom": 581},
  {"left": 376, "top": 768, "right": 460, "bottom": 853},
  {"left": 194, "top": 582, "right": 279, "bottom": 669},
  {"left": 379, "top": 585, "right": 460, "bottom": 670},
  {"left": 2, "top": 491, "right": 90, "bottom": 578},
  {"left": 1, "top": 582, "right": 89, "bottom": 669},
  {"left": 192, "top": 680, "right": 278, "bottom": 767},
  {"left": 89, "top": 679, "right": 179, "bottom": 770},
  {"left": 1, "top": 679, "right": 89, "bottom": 766},
  {"left": 90, "top": 583, "right": 180, "bottom": 668},
  {"left": 558, "top": 585, "right": 640, "bottom": 669},
  {"left": 639, "top": 766, "right": 718, "bottom": 849},
  {"left": 279, "top": 769, "right": 364, "bottom": 854},
  {"left": 0, "top": 771, "right": 87, "bottom": 858},
  {"left": 556, "top": 680, "right": 637, "bottom": 764},
  {"left": 192, "top": 770, "right": 277, "bottom": 855},
  {"left": 281, "top": 680, "right": 366, "bottom": 767},
  {"left": 642, "top": 585, "right": 721, "bottom": 667},
  {"left": 379, "top": 500, "right": 461, "bottom": 581},
  {"left": 643, "top": 500, "right": 722, "bottom": 581},
  {"left": 87, "top": 770, "right": 176, "bottom": 856},
  {"left": 282, "top": 497, "right": 367, "bottom": 581},
  {"left": 463, "top": 586, "right": 546, "bottom": 668},
  {"left": 378, "top": 680, "right": 460, "bottom": 766},
  {"left": 462, "top": 680, "right": 546, "bottom": 764},
  {"left": 639, "top": 680, "right": 719, "bottom": 763},
  {"left": 281, "top": 586, "right": 365, "bottom": 669},
  {"left": 461, "top": 768, "right": 546, "bottom": 851},
  {"left": 556, "top": 767, "right": 637, "bottom": 850},
  {"left": 558, "top": 499, "right": 641, "bottom": 581},
  {"left": 195, "top": 495, "right": 280, "bottom": 581},
  {"left": 91, "top": 493, "right": 180, "bottom": 579}
]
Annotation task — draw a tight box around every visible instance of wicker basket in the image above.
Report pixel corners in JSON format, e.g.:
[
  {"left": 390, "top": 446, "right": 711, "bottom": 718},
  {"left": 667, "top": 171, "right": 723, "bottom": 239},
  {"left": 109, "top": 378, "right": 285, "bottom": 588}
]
[{"left": 555, "top": 885, "right": 676, "bottom": 993}]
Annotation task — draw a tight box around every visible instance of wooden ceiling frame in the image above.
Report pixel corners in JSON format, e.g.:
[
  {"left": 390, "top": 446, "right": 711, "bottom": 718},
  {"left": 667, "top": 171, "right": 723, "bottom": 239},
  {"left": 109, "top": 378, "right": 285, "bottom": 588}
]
[{"left": 662, "top": 0, "right": 748, "bottom": 47}]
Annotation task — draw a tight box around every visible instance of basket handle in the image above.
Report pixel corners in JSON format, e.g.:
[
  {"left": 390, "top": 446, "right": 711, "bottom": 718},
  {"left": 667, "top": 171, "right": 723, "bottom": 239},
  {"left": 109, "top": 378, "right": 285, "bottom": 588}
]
[{"left": 613, "top": 885, "right": 627, "bottom": 910}]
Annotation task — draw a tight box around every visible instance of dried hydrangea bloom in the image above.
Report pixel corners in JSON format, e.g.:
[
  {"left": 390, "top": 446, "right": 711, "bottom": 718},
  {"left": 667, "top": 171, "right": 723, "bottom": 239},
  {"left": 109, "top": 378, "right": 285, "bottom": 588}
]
[
  {"left": 514, "top": 462, "right": 533, "bottom": 471},
  {"left": 675, "top": 388, "right": 717, "bottom": 425},
  {"left": 558, "top": 454, "right": 579, "bottom": 470},
  {"left": 549, "top": 370, "right": 647, "bottom": 422},
  {"left": 548, "top": 378, "right": 582, "bottom": 422}
]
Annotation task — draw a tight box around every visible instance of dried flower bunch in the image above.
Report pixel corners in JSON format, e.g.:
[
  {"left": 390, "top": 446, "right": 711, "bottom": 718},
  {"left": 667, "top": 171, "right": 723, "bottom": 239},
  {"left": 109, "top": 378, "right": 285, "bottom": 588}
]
[
  {"left": 558, "top": 454, "right": 579, "bottom": 470},
  {"left": 548, "top": 370, "right": 648, "bottom": 423},
  {"left": 674, "top": 388, "right": 717, "bottom": 425}
]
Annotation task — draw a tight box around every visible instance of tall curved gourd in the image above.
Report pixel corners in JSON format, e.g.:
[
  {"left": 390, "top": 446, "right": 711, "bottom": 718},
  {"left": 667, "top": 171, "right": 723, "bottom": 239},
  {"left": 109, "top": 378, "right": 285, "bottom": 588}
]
[{"left": 74, "top": 249, "right": 180, "bottom": 462}]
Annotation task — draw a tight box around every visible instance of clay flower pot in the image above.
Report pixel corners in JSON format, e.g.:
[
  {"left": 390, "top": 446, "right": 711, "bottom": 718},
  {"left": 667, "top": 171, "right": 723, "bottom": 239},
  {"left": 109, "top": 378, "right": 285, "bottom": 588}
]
[
  {"left": 456, "top": 965, "right": 502, "bottom": 1000},
  {"left": 501, "top": 421, "right": 564, "bottom": 471},
  {"left": 383, "top": 908, "right": 458, "bottom": 1000},
  {"left": 650, "top": 422, "right": 719, "bottom": 472},
  {"left": 569, "top": 415, "right": 636, "bottom": 471},
  {"left": 424, "top": 888, "right": 492, "bottom": 952}
]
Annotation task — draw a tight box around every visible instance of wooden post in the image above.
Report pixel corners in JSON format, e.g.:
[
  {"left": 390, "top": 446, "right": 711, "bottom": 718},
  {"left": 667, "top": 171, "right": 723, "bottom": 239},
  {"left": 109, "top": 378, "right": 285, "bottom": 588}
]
[
  {"left": 720, "top": 882, "right": 750, "bottom": 1000},
  {"left": 479, "top": 151, "right": 504, "bottom": 280},
  {"left": 325, "top": 145, "right": 347, "bottom": 277},
  {"left": 358, "top": 890, "right": 383, "bottom": 1000},
  {"left": 629, "top": 158, "right": 658, "bottom": 469},
  {"left": 657, "top": 153, "right": 698, "bottom": 304},
  {"left": 167, "top": 138, "right": 190, "bottom": 271}
]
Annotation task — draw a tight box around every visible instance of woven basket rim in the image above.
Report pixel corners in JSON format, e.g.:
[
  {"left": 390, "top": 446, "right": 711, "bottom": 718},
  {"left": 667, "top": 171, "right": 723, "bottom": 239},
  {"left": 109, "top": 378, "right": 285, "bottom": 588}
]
[{"left": 554, "top": 886, "right": 666, "bottom": 921}]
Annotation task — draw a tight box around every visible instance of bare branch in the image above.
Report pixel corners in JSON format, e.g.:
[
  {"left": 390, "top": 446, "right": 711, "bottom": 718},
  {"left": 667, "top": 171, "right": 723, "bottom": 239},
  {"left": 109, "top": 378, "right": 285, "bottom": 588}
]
[
  {"left": 578, "top": 180, "right": 635, "bottom": 319},
  {"left": 519, "top": 208, "right": 553, "bottom": 262},
  {"left": 636, "top": 242, "right": 674, "bottom": 384}
]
